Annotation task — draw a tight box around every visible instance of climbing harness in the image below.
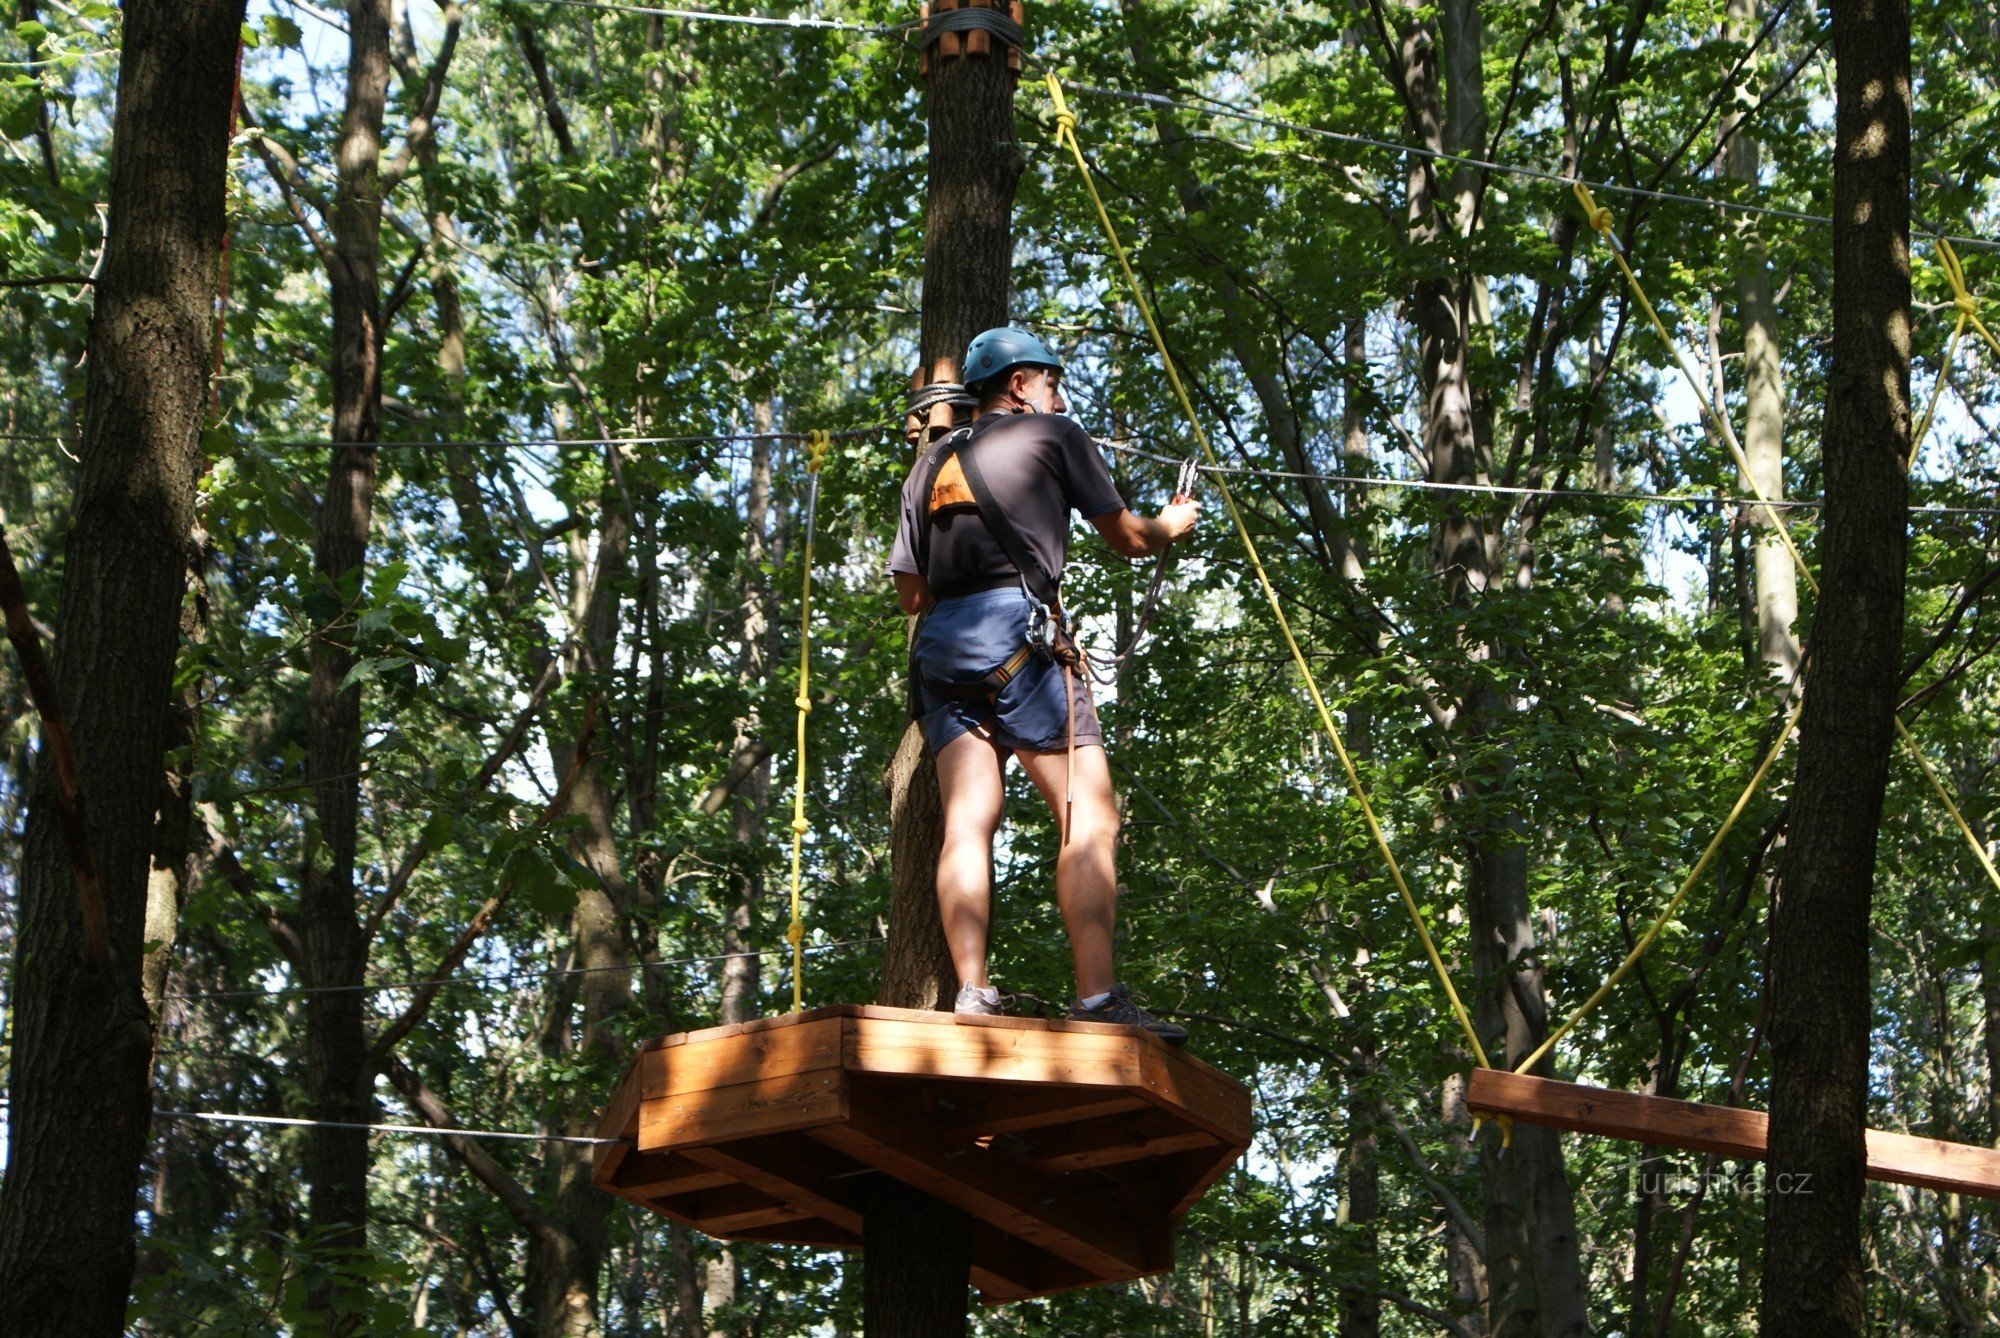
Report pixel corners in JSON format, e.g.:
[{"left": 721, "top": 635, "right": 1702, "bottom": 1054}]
[
  {"left": 1047, "top": 74, "right": 1490, "bottom": 1069},
  {"left": 908, "top": 417, "right": 1096, "bottom": 843},
  {"left": 783, "top": 429, "right": 832, "bottom": 1012}
]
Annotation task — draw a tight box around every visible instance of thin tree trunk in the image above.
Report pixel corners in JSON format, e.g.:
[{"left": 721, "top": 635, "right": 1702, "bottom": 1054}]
[
  {"left": 1400, "top": 3, "right": 1591, "bottom": 1331},
  {"left": 1722, "top": 0, "right": 1801, "bottom": 684},
  {"left": 868, "top": 7, "right": 1023, "bottom": 1332},
  {"left": 1761, "top": 0, "right": 1910, "bottom": 1327},
  {"left": 0, "top": 0, "right": 244, "bottom": 1326},
  {"left": 303, "top": 0, "right": 393, "bottom": 1261},
  {"left": 1337, "top": 318, "right": 1383, "bottom": 1338}
]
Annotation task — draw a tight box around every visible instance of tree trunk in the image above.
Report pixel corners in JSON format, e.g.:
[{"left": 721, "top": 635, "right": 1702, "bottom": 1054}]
[
  {"left": 528, "top": 494, "right": 636, "bottom": 1335},
  {"left": 1760, "top": 0, "right": 1909, "bottom": 1328},
  {"left": 303, "top": 0, "right": 393, "bottom": 1261},
  {"left": 1722, "top": 0, "right": 1801, "bottom": 684},
  {"left": 0, "top": 0, "right": 244, "bottom": 1327},
  {"left": 1400, "top": 5, "right": 1591, "bottom": 1332},
  {"left": 868, "top": 7, "right": 1023, "bottom": 1333}
]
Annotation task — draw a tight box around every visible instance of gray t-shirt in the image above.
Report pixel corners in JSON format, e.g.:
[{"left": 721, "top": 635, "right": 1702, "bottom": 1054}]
[{"left": 888, "top": 413, "right": 1126, "bottom": 598}]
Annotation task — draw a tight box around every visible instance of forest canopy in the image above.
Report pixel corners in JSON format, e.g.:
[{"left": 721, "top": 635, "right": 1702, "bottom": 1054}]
[{"left": 0, "top": 0, "right": 1995, "bottom": 1332}]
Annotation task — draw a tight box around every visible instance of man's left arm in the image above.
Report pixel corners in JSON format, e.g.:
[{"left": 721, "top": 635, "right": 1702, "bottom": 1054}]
[{"left": 893, "top": 570, "right": 934, "bottom": 615}]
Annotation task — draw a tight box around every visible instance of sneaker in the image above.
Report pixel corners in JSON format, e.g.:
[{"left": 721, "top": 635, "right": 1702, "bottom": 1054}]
[
  {"left": 1068, "top": 983, "right": 1188, "bottom": 1046},
  {"left": 954, "top": 984, "right": 1004, "bottom": 1017}
]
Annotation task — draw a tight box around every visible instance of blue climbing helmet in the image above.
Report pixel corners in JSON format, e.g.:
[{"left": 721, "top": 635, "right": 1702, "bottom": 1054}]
[{"left": 962, "top": 327, "right": 1063, "bottom": 391}]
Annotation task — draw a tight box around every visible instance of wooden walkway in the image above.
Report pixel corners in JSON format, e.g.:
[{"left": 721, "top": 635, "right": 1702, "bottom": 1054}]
[
  {"left": 1467, "top": 1069, "right": 2000, "bottom": 1199},
  {"left": 592, "top": 1005, "right": 1253, "bottom": 1302}
]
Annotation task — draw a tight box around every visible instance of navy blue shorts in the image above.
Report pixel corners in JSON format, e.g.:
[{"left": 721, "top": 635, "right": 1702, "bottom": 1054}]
[{"left": 912, "top": 586, "right": 1104, "bottom": 755}]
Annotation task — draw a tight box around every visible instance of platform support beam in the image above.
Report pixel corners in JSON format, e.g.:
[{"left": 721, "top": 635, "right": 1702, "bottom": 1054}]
[{"left": 1467, "top": 1070, "right": 2000, "bottom": 1200}]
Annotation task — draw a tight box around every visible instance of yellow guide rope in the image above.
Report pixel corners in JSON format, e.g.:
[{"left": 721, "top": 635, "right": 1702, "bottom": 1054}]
[
  {"left": 1532, "top": 191, "right": 2000, "bottom": 1071},
  {"left": 1048, "top": 75, "right": 1490, "bottom": 1069},
  {"left": 784, "top": 429, "right": 832, "bottom": 1012}
]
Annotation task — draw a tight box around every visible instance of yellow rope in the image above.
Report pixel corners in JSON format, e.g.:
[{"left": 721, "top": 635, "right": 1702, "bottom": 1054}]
[
  {"left": 784, "top": 429, "right": 832, "bottom": 1012},
  {"left": 1048, "top": 75, "right": 1489, "bottom": 1069},
  {"left": 1573, "top": 181, "right": 1817, "bottom": 597},
  {"left": 1515, "top": 691, "right": 1806, "bottom": 1075},
  {"left": 1530, "top": 201, "right": 2000, "bottom": 1067}
]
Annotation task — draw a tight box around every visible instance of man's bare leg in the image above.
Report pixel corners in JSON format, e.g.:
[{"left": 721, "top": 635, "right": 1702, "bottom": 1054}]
[
  {"left": 932, "top": 726, "right": 1009, "bottom": 989},
  {"left": 1015, "top": 743, "right": 1118, "bottom": 1000}
]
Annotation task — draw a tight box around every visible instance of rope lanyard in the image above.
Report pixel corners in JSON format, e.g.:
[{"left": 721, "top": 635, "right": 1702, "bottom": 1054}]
[
  {"left": 1047, "top": 75, "right": 1489, "bottom": 1069},
  {"left": 1533, "top": 192, "right": 2000, "bottom": 1072},
  {"left": 785, "top": 430, "right": 832, "bottom": 1012}
]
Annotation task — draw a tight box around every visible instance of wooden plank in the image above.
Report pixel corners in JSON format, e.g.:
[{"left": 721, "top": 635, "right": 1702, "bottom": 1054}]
[
  {"left": 703, "top": 1202, "right": 811, "bottom": 1234},
  {"left": 643, "top": 1015, "right": 844, "bottom": 1100},
  {"left": 935, "top": 1087, "right": 1149, "bottom": 1137},
  {"left": 1465, "top": 1069, "right": 2000, "bottom": 1200},
  {"left": 808, "top": 1085, "right": 1148, "bottom": 1282},
  {"left": 1158, "top": 1142, "right": 1249, "bottom": 1218},
  {"left": 683, "top": 1137, "right": 867, "bottom": 1235},
  {"left": 610, "top": 1150, "right": 736, "bottom": 1199},
  {"left": 638, "top": 1068, "right": 847, "bottom": 1152},
  {"left": 934, "top": 0, "right": 960, "bottom": 61},
  {"left": 726, "top": 1218, "right": 862, "bottom": 1249},
  {"left": 660, "top": 1180, "right": 807, "bottom": 1235},
  {"left": 1024, "top": 1110, "right": 1221, "bottom": 1174},
  {"left": 1005, "top": 0, "right": 1022, "bottom": 73},
  {"left": 1137, "top": 1045, "right": 1255, "bottom": 1147},
  {"left": 969, "top": 1223, "right": 1105, "bottom": 1304},
  {"left": 846, "top": 1015, "right": 1145, "bottom": 1089},
  {"left": 590, "top": 1059, "right": 645, "bottom": 1184}
]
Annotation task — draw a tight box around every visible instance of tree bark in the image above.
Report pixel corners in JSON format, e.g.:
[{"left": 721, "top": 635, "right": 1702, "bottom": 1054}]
[
  {"left": 303, "top": 0, "right": 393, "bottom": 1262},
  {"left": 1722, "top": 0, "right": 1801, "bottom": 684},
  {"left": 868, "top": 7, "right": 1023, "bottom": 1333},
  {"left": 0, "top": 0, "right": 244, "bottom": 1327},
  {"left": 1398, "top": 4, "right": 1591, "bottom": 1332},
  {"left": 1760, "top": 0, "right": 1909, "bottom": 1328}
]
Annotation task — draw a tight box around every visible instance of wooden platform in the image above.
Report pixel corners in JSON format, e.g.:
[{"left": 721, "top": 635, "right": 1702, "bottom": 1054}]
[
  {"left": 591, "top": 1004, "right": 1253, "bottom": 1302},
  {"left": 1467, "top": 1069, "right": 2000, "bottom": 1199}
]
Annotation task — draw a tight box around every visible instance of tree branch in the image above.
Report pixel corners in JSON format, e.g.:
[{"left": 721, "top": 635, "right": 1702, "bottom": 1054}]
[
  {"left": 369, "top": 703, "right": 592, "bottom": 1062},
  {"left": 0, "top": 274, "right": 94, "bottom": 290},
  {"left": 0, "top": 529, "right": 108, "bottom": 967},
  {"left": 382, "top": 0, "right": 464, "bottom": 190},
  {"left": 363, "top": 653, "right": 567, "bottom": 942},
  {"left": 243, "top": 124, "right": 338, "bottom": 268}
]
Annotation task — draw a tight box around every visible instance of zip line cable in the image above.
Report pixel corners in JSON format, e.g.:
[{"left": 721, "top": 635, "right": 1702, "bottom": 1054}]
[
  {"left": 1048, "top": 74, "right": 1490, "bottom": 1070},
  {"left": 523, "top": 0, "right": 904, "bottom": 33},
  {"left": 1098, "top": 438, "right": 2000, "bottom": 520},
  {"left": 1513, "top": 197, "right": 2000, "bottom": 1078},
  {"left": 152, "top": 1108, "right": 628, "bottom": 1148}
]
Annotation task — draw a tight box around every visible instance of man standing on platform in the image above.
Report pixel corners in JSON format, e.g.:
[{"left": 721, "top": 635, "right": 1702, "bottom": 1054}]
[{"left": 889, "top": 328, "right": 1198, "bottom": 1043}]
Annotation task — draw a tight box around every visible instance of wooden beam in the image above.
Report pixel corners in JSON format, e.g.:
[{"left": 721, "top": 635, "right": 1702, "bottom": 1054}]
[
  {"left": 843, "top": 1015, "right": 1145, "bottom": 1089},
  {"left": 660, "top": 1180, "right": 807, "bottom": 1234},
  {"left": 683, "top": 1137, "right": 867, "bottom": 1235},
  {"left": 590, "top": 1057, "right": 643, "bottom": 1183},
  {"left": 1466, "top": 1069, "right": 2000, "bottom": 1200},
  {"left": 637, "top": 1067, "right": 847, "bottom": 1152},
  {"left": 642, "top": 1014, "right": 844, "bottom": 1099},
  {"left": 809, "top": 1086, "right": 1152, "bottom": 1282},
  {"left": 933, "top": 1086, "right": 1149, "bottom": 1137},
  {"left": 1022, "top": 1110, "right": 1221, "bottom": 1173},
  {"left": 609, "top": 1150, "right": 735, "bottom": 1199}
]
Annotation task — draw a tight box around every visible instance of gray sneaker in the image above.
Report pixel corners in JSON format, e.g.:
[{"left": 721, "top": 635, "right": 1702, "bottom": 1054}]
[
  {"left": 1068, "top": 983, "right": 1188, "bottom": 1046},
  {"left": 954, "top": 984, "right": 1004, "bottom": 1017}
]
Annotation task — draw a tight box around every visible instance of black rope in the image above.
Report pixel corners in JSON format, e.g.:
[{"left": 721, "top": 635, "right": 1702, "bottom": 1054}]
[
  {"left": 905, "top": 382, "right": 979, "bottom": 417},
  {"left": 921, "top": 4, "right": 1023, "bottom": 51}
]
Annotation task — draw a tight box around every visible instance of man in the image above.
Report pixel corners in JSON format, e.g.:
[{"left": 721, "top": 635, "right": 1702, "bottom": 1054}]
[{"left": 889, "top": 328, "right": 1199, "bottom": 1042}]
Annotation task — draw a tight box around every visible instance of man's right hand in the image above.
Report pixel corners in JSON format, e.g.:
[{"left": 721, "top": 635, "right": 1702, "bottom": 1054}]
[{"left": 1159, "top": 496, "right": 1200, "bottom": 543}]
